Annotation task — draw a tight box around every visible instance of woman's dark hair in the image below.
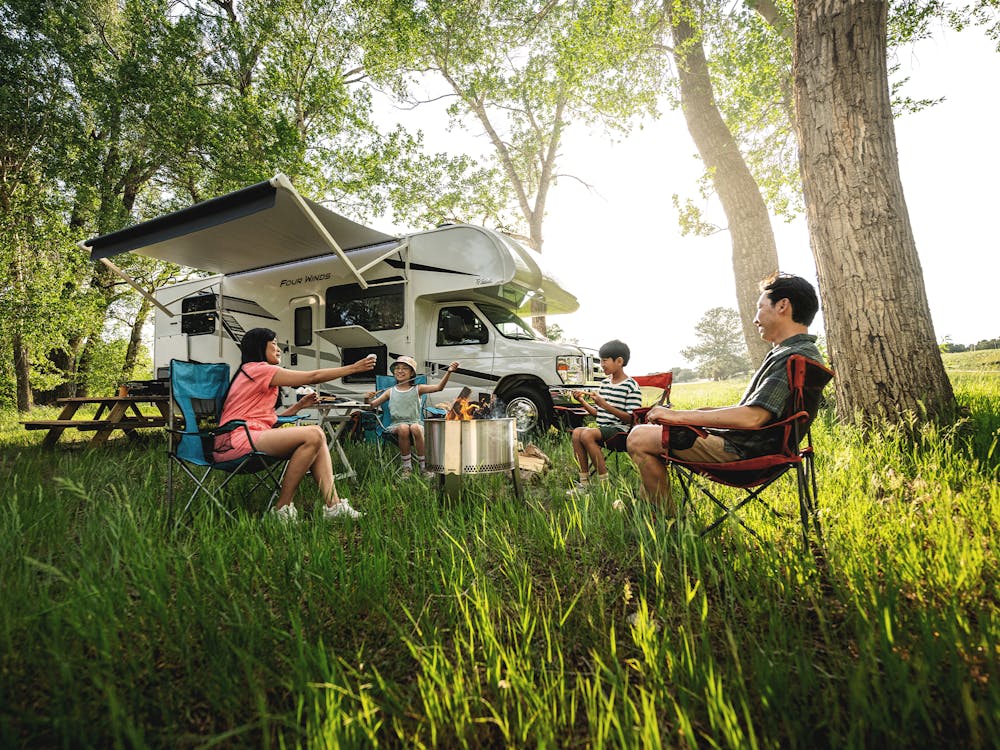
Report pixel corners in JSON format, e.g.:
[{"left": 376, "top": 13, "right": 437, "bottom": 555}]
[
  {"left": 598, "top": 339, "right": 630, "bottom": 365},
  {"left": 230, "top": 327, "right": 279, "bottom": 388},
  {"left": 240, "top": 328, "right": 277, "bottom": 364}
]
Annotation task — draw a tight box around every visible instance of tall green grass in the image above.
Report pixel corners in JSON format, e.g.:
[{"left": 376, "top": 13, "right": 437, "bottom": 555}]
[{"left": 0, "top": 374, "right": 997, "bottom": 748}]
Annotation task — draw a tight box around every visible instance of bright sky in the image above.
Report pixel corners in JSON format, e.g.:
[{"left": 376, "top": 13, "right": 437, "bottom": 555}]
[{"left": 380, "top": 24, "right": 1000, "bottom": 376}]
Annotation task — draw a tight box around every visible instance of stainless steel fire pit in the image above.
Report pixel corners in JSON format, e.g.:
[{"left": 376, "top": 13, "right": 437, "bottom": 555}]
[
  {"left": 425, "top": 418, "right": 521, "bottom": 499},
  {"left": 425, "top": 418, "right": 516, "bottom": 474}
]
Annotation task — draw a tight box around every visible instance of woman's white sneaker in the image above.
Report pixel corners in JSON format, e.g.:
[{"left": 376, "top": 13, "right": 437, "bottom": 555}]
[
  {"left": 324, "top": 500, "right": 362, "bottom": 519},
  {"left": 270, "top": 503, "right": 299, "bottom": 523}
]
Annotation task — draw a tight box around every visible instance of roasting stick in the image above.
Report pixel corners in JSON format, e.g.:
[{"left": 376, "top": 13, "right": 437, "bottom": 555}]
[{"left": 365, "top": 375, "right": 419, "bottom": 402}]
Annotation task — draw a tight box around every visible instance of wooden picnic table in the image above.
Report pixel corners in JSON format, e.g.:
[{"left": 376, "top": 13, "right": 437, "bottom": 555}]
[{"left": 21, "top": 395, "right": 170, "bottom": 447}]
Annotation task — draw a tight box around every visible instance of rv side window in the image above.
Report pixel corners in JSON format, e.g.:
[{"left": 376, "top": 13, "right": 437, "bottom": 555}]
[
  {"left": 181, "top": 294, "right": 216, "bottom": 335},
  {"left": 325, "top": 282, "right": 404, "bottom": 331},
  {"left": 437, "top": 307, "right": 489, "bottom": 346},
  {"left": 294, "top": 306, "right": 312, "bottom": 346}
]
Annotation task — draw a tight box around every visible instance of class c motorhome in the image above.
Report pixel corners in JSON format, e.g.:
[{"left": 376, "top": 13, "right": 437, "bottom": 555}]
[{"left": 83, "top": 174, "right": 599, "bottom": 435}]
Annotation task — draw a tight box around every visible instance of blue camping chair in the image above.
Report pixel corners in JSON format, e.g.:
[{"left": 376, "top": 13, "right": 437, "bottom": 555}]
[
  {"left": 372, "top": 374, "right": 446, "bottom": 462},
  {"left": 166, "top": 359, "right": 294, "bottom": 523}
]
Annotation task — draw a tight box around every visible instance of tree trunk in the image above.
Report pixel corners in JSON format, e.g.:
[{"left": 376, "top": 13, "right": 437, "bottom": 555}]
[
  {"left": 12, "top": 330, "right": 33, "bottom": 412},
  {"left": 527, "top": 215, "right": 548, "bottom": 335},
  {"left": 793, "top": 0, "right": 954, "bottom": 423},
  {"left": 672, "top": 6, "right": 778, "bottom": 366},
  {"left": 122, "top": 295, "right": 153, "bottom": 381}
]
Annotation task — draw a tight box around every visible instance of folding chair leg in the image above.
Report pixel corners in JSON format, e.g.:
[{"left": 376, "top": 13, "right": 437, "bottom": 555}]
[
  {"left": 174, "top": 463, "right": 235, "bottom": 525},
  {"left": 166, "top": 451, "right": 174, "bottom": 528},
  {"left": 795, "top": 459, "right": 824, "bottom": 551}
]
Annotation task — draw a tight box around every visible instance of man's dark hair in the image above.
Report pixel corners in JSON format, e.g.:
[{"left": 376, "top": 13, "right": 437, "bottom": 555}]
[
  {"left": 599, "top": 339, "right": 630, "bottom": 365},
  {"left": 239, "top": 328, "right": 277, "bottom": 365},
  {"left": 760, "top": 272, "right": 819, "bottom": 326}
]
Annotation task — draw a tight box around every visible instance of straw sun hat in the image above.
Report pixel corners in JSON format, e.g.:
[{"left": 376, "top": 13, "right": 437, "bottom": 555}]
[{"left": 391, "top": 356, "right": 418, "bottom": 374}]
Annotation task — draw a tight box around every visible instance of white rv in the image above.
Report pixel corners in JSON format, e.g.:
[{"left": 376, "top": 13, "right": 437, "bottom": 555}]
[{"left": 84, "top": 175, "right": 599, "bottom": 434}]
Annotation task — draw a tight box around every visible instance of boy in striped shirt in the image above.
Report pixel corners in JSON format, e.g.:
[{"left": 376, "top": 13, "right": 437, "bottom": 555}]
[{"left": 567, "top": 339, "right": 643, "bottom": 494}]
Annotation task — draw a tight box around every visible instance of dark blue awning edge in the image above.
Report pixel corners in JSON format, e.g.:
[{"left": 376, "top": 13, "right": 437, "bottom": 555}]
[{"left": 85, "top": 179, "right": 277, "bottom": 261}]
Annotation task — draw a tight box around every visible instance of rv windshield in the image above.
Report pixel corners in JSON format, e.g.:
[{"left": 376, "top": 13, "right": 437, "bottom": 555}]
[{"left": 479, "top": 303, "right": 538, "bottom": 341}]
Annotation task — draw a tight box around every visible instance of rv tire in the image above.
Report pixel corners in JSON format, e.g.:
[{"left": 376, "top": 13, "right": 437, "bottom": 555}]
[{"left": 502, "top": 385, "right": 551, "bottom": 437}]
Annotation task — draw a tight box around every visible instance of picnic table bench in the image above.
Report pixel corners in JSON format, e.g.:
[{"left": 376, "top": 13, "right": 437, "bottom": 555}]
[{"left": 22, "top": 395, "right": 170, "bottom": 447}]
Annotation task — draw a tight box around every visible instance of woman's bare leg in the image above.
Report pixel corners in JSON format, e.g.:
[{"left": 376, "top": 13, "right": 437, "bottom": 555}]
[{"left": 251, "top": 426, "right": 341, "bottom": 508}]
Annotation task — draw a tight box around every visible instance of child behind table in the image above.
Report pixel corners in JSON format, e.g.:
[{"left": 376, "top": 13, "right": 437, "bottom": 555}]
[{"left": 367, "top": 356, "right": 459, "bottom": 477}]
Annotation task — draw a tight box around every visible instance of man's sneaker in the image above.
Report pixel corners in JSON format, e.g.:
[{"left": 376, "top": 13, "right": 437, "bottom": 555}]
[
  {"left": 324, "top": 499, "right": 362, "bottom": 519},
  {"left": 270, "top": 503, "right": 298, "bottom": 523},
  {"left": 565, "top": 481, "right": 592, "bottom": 496}
]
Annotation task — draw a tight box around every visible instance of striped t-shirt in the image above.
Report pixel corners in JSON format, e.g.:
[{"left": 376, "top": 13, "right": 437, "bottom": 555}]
[{"left": 596, "top": 377, "right": 643, "bottom": 432}]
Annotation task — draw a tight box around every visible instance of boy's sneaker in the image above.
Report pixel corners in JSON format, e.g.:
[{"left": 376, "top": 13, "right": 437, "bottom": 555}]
[
  {"left": 269, "top": 503, "right": 298, "bottom": 523},
  {"left": 324, "top": 499, "right": 362, "bottom": 519},
  {"left": 565, "top": 481, "right": 592, "bottom": 496}
]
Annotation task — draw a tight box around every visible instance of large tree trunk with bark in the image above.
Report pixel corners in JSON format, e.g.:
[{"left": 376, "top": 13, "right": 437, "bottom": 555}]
[
  {"left": 673, "top": 6, "right": 779, "bottom": 366},
  {"left": 793, "top": 0, "right": 953, "bottom": 423},
  {"left": 527, "top": 218, "right": 548, "bottom": 336},
  {"left": 121, "top": 296, "right": 153, "bottom": 381},
  {"left": 12, "top": 331, "right": 32, "bottom": 412}
]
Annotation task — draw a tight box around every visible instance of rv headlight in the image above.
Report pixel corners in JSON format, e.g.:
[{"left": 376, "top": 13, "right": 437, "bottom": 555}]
[{"left": 556, "top": 355, "right": 584, "bottom": 385}]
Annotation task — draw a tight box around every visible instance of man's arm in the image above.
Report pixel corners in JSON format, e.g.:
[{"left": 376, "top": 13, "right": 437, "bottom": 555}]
[{"left": 645, "top": 404, "right": 772, "bottom": 429}]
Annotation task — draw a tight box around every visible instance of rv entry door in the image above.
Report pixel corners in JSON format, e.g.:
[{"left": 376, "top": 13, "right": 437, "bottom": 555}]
[{"left": 289, "top": 294, "right": 321, "bottom": 369}]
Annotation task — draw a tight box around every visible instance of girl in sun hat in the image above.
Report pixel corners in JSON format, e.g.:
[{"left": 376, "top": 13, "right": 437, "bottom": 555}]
[{"left": 368, "top": 356, "right": 459, "bottom": 477}]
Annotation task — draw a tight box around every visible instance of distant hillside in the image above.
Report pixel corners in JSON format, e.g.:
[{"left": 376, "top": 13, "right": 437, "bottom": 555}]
[{"left": 941, "top": 349, "right": 1000, "bottom": 371}]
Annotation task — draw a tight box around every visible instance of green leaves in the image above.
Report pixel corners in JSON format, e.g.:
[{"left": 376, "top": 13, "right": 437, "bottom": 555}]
[{"left": 365, "top": 0, "right": 669, "bottom": 244}]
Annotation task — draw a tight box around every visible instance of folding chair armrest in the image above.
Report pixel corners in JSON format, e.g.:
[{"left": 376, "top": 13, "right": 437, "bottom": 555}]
[
  {"left": 649, "top": 410, "right": 810, "bottom": 451},
  {"left": 646, "top": 407, "right": 809, "bottom": 430},
  {"left": 212, "top": 419, "right": 248, "bottom": 436},
  {"left": 215, "top": 419, "right": 272, "bottom": 455},
  {"left": 631, "top": 406, "right": 651, "bottom": 425},
  {"left": 167, "top": 426, "right": 222, "bottom": 438}
]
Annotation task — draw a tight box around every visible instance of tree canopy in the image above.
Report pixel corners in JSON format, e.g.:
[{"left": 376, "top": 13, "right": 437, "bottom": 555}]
[{"left": 681, "top": 307, "right": 752, "bottom": 381}]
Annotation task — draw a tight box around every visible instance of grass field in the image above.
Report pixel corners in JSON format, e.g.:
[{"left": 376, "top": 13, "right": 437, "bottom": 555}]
[{"left": 0, "top": 355, "right": 997, "bottom": 748}]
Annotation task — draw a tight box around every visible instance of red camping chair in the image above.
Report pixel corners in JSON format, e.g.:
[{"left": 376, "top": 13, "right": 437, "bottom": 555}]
[{"left": 655, "top": 356, "right": 833, "bottom": 549}]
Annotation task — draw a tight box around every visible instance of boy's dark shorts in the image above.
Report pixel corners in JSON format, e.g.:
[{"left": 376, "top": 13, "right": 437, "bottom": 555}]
[{"left": 598, "top": 425, "right": 627, "bottom": 443}]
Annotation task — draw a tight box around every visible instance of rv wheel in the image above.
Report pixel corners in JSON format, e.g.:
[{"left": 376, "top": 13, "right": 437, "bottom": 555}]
[{"left": 502, "top": 386, "right": 551, "bottom": 437}]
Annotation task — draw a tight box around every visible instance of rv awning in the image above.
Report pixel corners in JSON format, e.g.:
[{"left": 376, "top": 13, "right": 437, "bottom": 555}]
[{"left": 83, "top": 174, "right": 398, "bottom": 275}]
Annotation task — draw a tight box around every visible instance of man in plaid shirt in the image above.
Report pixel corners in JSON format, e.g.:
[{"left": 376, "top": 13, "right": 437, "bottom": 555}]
[{"left": 627, "top": 273, "right": 824, "bottom": 512}]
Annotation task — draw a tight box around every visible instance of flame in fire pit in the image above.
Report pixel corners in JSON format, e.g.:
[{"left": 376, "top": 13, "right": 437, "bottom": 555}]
[
  {"left": 446, "top": 395, "right": 479, "bottom": 421},
  {"left": 445, "top": 387, "right": 502, "bottom": 421}
]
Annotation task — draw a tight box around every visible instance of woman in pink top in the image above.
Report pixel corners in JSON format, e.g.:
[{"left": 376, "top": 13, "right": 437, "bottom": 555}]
[{"left": 213, "top": 327, "right": 376, "bottom": 521}]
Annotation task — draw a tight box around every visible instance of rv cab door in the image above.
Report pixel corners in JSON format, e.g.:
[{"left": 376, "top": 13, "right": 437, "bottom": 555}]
[{"left": 428, "top": 304, "right": 496, "bottom": 397}]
